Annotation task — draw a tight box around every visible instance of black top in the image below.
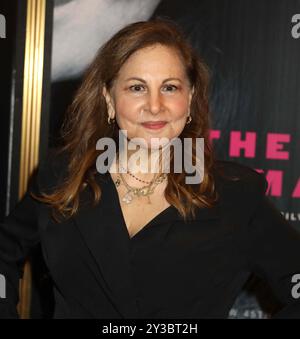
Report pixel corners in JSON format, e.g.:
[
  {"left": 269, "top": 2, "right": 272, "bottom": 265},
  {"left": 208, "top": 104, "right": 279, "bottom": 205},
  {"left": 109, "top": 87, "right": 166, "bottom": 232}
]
[{"left": 1, "top": 153, "right": 300, "bottom": 319}]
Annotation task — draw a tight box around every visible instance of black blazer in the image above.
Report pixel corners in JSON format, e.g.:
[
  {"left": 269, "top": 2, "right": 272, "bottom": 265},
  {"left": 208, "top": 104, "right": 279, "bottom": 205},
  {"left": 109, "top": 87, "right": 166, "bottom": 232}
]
[{"left": 1, "top": 152, "right": 300, "bottom": 319}]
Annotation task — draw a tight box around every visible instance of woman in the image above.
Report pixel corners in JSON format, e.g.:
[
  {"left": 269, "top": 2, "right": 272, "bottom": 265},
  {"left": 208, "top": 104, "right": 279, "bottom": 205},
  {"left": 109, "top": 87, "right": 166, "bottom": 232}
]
[{"left": 1, "top": 18, "right": 300, "bottom": 319}]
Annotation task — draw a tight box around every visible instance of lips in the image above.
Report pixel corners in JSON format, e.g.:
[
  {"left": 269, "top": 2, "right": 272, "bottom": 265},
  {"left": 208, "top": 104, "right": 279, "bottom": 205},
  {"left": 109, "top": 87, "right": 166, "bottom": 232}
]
[{"left": 141, "top": 121, "right": 167, "bottom": 130}]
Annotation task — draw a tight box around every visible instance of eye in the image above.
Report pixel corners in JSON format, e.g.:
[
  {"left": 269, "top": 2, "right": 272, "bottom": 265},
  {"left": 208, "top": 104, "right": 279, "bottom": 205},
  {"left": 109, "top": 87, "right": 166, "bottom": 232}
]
[
  {"left": 129, "top": 84, "right": 145, "bottom": 92},
  {"left": 162, "top": 85, "right": 178, "bottom": 92},
  {"left": 128, "top": 84, "right": 178, "bottom": 93}
]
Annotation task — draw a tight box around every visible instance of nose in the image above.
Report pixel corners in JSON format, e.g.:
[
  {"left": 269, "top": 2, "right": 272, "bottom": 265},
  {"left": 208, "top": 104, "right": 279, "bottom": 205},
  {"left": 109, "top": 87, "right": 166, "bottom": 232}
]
[{"left": 146, "top": 89, "right": 163, "bottom": 115}]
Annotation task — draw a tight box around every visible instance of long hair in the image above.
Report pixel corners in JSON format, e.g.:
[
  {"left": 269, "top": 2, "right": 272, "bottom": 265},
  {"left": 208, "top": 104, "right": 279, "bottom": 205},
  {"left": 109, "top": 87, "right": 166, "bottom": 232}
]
[{"left": 32, "top": 17, "right": 223, "bottom": 222}]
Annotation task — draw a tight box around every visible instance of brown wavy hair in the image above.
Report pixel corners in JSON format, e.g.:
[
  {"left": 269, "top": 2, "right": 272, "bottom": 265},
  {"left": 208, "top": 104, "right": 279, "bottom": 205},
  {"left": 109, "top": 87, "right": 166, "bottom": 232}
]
[{"left": 32, "top": 17, "right": 222, "bottom": 222}]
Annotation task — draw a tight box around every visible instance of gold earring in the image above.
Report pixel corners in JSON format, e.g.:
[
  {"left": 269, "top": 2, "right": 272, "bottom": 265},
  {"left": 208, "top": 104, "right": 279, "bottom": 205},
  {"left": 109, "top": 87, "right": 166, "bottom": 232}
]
[{"left": 186, "top": 115, "right": 192, "bottom": 124}]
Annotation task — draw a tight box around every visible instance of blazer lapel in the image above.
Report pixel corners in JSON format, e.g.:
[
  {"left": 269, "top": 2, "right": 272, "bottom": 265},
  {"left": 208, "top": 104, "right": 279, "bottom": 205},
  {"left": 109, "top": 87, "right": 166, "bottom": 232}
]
[{"left": 74, "top": 172, "right": 139, "bottom": 318}]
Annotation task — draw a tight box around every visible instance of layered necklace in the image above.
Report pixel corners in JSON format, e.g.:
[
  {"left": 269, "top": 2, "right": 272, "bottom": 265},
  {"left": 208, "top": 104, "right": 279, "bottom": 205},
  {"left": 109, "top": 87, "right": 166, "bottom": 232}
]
[{"left": 113, "top": 155, "right": 167, "bottom": 204}]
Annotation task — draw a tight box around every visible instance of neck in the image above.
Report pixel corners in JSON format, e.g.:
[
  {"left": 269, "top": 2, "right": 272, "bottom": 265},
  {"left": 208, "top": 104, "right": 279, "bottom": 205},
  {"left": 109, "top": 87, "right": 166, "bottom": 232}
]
[{"left": 118, "top": 147, "right": 162, "bottom": 173}]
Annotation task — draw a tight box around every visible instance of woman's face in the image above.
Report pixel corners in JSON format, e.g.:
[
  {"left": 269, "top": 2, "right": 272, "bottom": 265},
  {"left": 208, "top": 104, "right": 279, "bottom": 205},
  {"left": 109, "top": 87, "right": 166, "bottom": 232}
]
[{"left": 102, "top": 44, "right": 194, "bottom": 148}]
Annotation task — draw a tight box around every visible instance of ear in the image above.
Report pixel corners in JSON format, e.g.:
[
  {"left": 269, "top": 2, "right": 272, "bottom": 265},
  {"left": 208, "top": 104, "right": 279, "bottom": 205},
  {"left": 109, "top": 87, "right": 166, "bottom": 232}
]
[
  {"left": 189, "top": 85, "right": 195, "bottom": 106},
  {"left": 102, "top": 85, "right": 115, "bottom": 118},
  {"left": 102, "top": 85, "right": 111, "bottom": 103}
]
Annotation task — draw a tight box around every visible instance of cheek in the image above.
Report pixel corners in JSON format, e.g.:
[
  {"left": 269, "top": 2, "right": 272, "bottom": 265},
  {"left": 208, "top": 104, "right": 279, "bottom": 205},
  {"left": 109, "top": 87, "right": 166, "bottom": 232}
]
[
  {"left": 168, "top": 97, "right": 189, "bottom": 118},
  {"left": 115, "top": 97, "right": 139, "bottom": 125},
  {"left": 167, "top": 99, "right": 189, "bottom": 136}
]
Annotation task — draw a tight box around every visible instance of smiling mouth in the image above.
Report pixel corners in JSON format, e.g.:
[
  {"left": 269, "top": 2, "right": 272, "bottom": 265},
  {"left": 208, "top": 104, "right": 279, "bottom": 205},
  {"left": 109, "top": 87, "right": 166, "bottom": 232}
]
[{"left": 141, "top": 121, "right": 168, "bottom": 130}]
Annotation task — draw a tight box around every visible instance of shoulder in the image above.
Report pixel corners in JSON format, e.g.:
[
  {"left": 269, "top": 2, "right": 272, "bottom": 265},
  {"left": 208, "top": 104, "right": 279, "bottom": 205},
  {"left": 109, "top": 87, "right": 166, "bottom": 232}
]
[
  {"left": 213, "top": 159, "right": 268, "bottom": 191},
  {"left": 31, "top": 148, "right": 70, "bottom": 194},
  {"left": 212, "top": 159, "right": 268, "bottom": 205}
]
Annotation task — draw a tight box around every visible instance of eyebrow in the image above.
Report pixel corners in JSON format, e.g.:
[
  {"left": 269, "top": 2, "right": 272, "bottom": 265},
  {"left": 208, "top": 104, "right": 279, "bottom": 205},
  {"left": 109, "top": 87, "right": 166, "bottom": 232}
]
[{"left": 125, "top": 77, "right": 182, "bottom": 83}]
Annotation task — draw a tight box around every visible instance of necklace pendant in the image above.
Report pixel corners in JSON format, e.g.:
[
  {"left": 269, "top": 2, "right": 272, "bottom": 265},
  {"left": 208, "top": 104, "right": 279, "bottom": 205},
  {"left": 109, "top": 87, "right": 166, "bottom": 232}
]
[{"left": 122, "top": 191, "right": 133, "bottom": 204}]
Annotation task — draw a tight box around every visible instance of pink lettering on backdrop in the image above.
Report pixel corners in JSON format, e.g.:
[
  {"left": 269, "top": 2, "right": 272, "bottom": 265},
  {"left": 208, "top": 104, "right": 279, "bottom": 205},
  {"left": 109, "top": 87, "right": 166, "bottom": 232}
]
[
  {"left": 293, "top": 178, "right": 300, "bottom": 198},
  {"left": 263, "top": 170, "right": 283, "bottom": 197},
  {"left": 266, "top": 133, "right": 290, "bottom": 160},
  {"left": 209, "top": 130, "right": 221, "bottom": 142},
  {"left": 229, "top": 131, "right": 256, "bottom": 158},
  {"left": 209, "top": 130, "right": 298, "bottom": 199}
]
